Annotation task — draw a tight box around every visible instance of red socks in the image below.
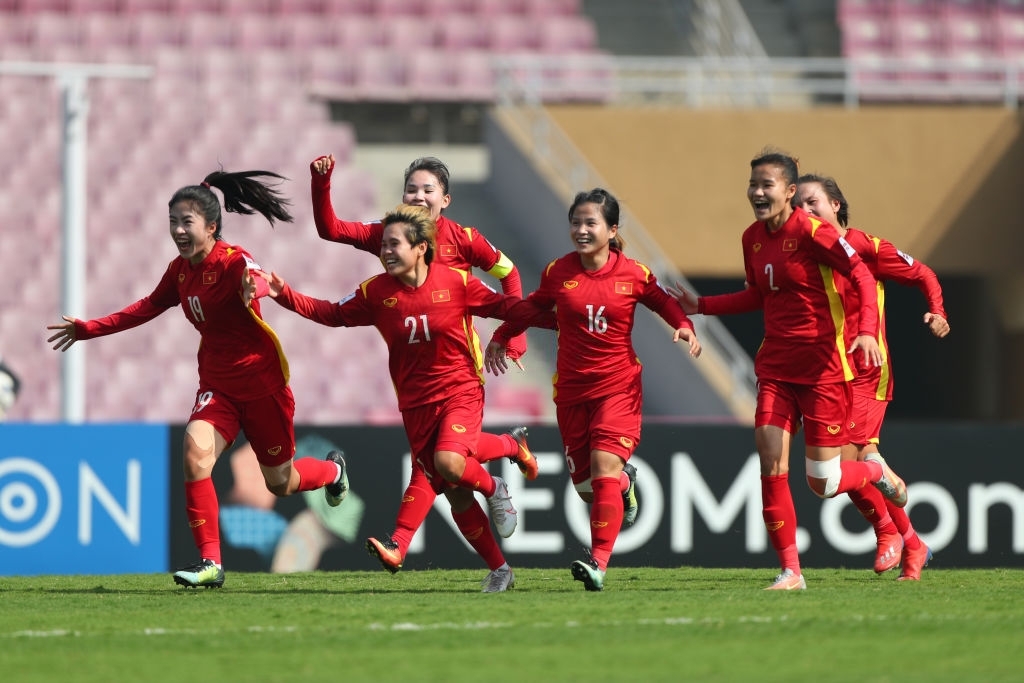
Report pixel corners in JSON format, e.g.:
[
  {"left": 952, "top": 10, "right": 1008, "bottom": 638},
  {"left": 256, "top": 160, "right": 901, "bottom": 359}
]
[
  {"left": 589, "top": 476, "right": 624, "bottom": 571},
  {"left": 185, "top": 478, "right": 221, "bottom": 564},
  {"left": 475, "top": 432, "right": 517, "bottom": 462},
  {"left": 391, "top": 472, "right": 436, "bottom": 556},
  {"left": 293, "top": 457, "right": 341, "bottom": 491},
  {"left": 847, "top": 483, "right": 898, "bottom": 535},
  {"left": 453, "top": 502, "right": 505, "bottom": 570},
  {"left": 762, "top": 473, "right": 800, "bottom": 573},
  {"left": 456, "top": 457, "right": 496, "bottom": 497}
]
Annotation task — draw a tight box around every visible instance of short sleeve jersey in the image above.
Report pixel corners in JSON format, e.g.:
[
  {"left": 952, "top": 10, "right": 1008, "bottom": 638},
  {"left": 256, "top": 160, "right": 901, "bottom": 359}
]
[
  {"left": 276, "top": 265, "right": 523, "bottom": 411},
  {"left": 76, "top": 240, "right": 288, "bottom": 400}
]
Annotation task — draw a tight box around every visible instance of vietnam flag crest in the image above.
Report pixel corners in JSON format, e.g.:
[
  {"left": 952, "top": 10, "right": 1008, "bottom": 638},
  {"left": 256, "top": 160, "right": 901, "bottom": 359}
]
[
  {"left": 783, "top": 239, "right": 798, "bottom": 251},
  {"left": 431, "top": 289, "right": 451, "bottom": 303},
  {"left": 202, "top": 271, "right": 218, "bottom": 285},
  {"left": 614, "top": 281, "right": 633, "bottom": 295},
  {"left": 440, "top": 244, "right": 457, "bottom": 257}
]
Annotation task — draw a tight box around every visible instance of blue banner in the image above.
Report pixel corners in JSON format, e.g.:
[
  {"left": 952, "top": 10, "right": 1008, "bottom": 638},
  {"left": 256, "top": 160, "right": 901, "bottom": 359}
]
[{"left": 0, "top": 424, "right": 169, "bottom": 575}]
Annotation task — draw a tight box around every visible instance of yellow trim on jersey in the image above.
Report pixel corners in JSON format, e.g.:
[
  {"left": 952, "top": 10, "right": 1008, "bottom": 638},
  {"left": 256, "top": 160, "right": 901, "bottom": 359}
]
[
  {"left": 875, "top": 279, "right": 890, "bottom": 400},
  {"left": 819, "top": 264, "right": 854, "bottom": 381},
  {"left": 487, "top": 252, "right": 514, "bottom": 279},
  {"left": 247, "top": 308, "right": 290, "bottom": 384}
]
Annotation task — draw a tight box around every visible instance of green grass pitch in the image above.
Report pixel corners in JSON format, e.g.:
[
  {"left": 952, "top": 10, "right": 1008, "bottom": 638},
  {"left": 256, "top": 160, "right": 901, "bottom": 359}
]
[{"left": 1, "top": 567, "right": 1021, "bottom": 682}]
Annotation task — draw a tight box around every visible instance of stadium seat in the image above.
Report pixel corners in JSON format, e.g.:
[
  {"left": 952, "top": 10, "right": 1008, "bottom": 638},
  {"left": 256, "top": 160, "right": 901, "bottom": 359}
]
[
  {"left": 333, "top": 14, "right": 388, "bottom": 51},
  {"left": 438, "top": 14, "right": 490, "bottom": 50},
  {"left": 182, "top": 13, "right": 239, "bottom": 49},
  {"left": 222, "top": 0, "right": 276, "bottom": 14},
  {"left": 488, "top": 16, "right": 541, "bottom": 52},
  {"left": 30, "top": 12, "right": 86, "bottom": 52},
  {"left": 538, "top": 15, "right": 599, "bottom": 53},
  {"left": 370, "top": 0, "right": 428, "bottom": 16},
  {"left": 68, "top": 0, "right": 120, "bottom": 12},
  {"left": 236, "top": 14, "right": 291, "bottom": 50},
  {"left": 386, "top": 16, "right": 441, "bottom": 50},
  {"left": 283, "top": 14, "right": 342, "bottom": 49},
  {"left": 16, "top": 0, "right": 71, "bottom": 12},
  {"left": 276, "top": 0, "right": 327, "bottom": 14},
  {"left": 82, "top": 14, "right": 138, "bottom": 51},
  {"left": 120, "top": 0, "right": 174, "bottom": 13}
]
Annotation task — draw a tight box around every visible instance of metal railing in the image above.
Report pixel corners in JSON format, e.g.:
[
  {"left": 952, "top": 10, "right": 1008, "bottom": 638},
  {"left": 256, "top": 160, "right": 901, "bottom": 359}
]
[{"left": 494, "top": 54, "right": 1024, "bottom": 109}]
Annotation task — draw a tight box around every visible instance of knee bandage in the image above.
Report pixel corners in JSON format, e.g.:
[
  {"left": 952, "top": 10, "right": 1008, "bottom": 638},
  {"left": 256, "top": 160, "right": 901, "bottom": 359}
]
[{"left": 805, "top": 456, "right": 841, "bottom": 498}]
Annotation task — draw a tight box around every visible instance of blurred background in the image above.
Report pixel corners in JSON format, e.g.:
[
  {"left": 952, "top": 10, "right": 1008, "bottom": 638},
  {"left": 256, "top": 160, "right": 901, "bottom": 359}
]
[{"left": 1, "top": 0, "right": 1021, "bottom": 427}]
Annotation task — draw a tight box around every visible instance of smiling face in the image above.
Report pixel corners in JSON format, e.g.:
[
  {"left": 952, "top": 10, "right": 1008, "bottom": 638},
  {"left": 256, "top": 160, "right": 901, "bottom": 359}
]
[
  {"left": 169, "top": 200, "right": 217, "bottom": 264},
  {"left": 402, "top": 169, "right": 451, "bottom": 221},
  {"left": 748, "top": 163, "right": 796, "bottom": 231},
  {"left": 795, "top": 181, "right": 842, "bottom": 229},
  {"left": 381, "top": 222, "right": 428, "bottom": 285},
  {"left": 570, "top": 201, "right": 617, "bottom": 270}
]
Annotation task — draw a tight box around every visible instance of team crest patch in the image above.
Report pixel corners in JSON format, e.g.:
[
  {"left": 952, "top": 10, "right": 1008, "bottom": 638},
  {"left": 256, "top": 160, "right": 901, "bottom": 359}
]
[
  {"left": 783, "top": 239, "right": 798, "bottom": 251},
  {"left": 753, "top": 243, "right": 762, "bottom": 252},
  {"left": 383, "top": 297, "right": 398, "bottom": 307},
  {"left": 766, "top": 521, "right": 784, "bottom": 531},
  {"left": 202, "top": 271, "right": 217, "bottom": 285},
  {"left": 827, "top": 424, "right": 841, "bottom": 435},
  {"left": 563, "top": 280, "right": 580, "bottom": 289},
  {"left": 179, "top": 274, "right": 186, "bottom": 283},
  {"left": 451, "top": 424, "right": 467, "bottom": 433},
  {"left": 268, "top": 446, "right": 282, "bottom": 456},
  {"left": 431, "top": 289, "right": 451, "bottom": 303},
  {"left": 591, "top": 521, "right": 609, "bottom": 529},
  {"left": 619, "top": 436, "right": 634, "bottom": 449},
  {"left": 614, "top": 282, "right": 633, "bottom": 295},
  {"left": 440, "top": 244, "right": 457, "bottom": 257}
]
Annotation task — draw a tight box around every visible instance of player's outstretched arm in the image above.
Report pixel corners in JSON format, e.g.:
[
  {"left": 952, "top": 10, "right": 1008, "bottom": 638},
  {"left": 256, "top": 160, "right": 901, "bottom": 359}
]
[{"left": 46, "top": 316, "right": 79, "bottom": 352}]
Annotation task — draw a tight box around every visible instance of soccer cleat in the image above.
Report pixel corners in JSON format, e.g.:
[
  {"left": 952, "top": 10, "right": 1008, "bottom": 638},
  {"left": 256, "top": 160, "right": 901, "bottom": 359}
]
[
  {"left": 897, "top": 543, "right": 932, "bottom": 581},
  {"left": 480, "top": 566, "right": 516, "bottom": 593},
  {"left": 507, "top": 426, "right": 539, "bottom": 480},
  {"left": 324, "top": 450, "right": 349, "bottom": 507},
  {"left": 571, "top": 558, "right": 605, "bottom": 592},
  {"left": 865, "top": 453, "right": 908, "bottom": 508},
  {"left": 366, "top": 536, "right": 403, "bottom": 574},
  {"left": 764, "top": 568, "right": 806, "bottom": 591},
  {"left": 622, "top": 462, "right": 638, "bottom": 527},
  {"left": 874, "top": 531, "right": 904, "bottom": 574},
  {"left": 487, "top": 476, "right": 518, "bottom": 538},
  {"left": 173, "top": 559, "right": 225, "bottom": 589}
]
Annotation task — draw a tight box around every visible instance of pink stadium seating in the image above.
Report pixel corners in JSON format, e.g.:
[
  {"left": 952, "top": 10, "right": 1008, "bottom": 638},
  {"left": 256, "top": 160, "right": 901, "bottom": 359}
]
[
  {"left": 386, "top": 16, "right": 441, "bottom": 50},
  {"left": 68, "top": 0, "right": 120, "bottom": 12},
  {"left": 15, "top": 0, "right": 70, "bottom": 12},
  {"left": 438, "top": 13, "right": 490, "bottom": 50},
  {"left": 120, "top": 0, "right": 174, "bottom": 13},
  {"left": 488, "top": 16, "right": 541, "bottom": 52},
  {"left": 276, "top": 0, "right": 328, "bottom": 14},
  {"left": 538, "top": 15, "right": 599, "bottom": 52},
  {"left": 370, "top": 0, "right": 428, "bottom": 16},
  {"left": 283, "top": 14, "right": 342, "bottom": 49},
  {"left": 235, "top": 14, "right": 291, "bottom": 50}
]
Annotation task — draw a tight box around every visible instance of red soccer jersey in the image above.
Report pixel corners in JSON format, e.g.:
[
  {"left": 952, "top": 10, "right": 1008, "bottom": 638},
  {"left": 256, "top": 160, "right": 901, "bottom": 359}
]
[
  {"left": 700, "top": 207, "right": 878, "bottom": 385},
  {"left": 75, "top": 240, "right": 289, "bottom": 399},
  {"left": 839, "top": 227, "right": 947, "bottom": 401},
  {"left": 273, "top": 265, "right": 543, "bottom": 411},
  {"left": 493, "top": 249, "right": 693, "bottom": 406},
  {"left": 312, "top": 174, "right": 505, "bottom": 273}
]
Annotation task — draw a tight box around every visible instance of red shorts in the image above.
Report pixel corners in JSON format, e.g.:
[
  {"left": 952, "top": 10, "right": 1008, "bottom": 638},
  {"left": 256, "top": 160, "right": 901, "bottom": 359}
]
[
  {"left": 556, "top": 388, "right": 642, "bottom": 487},
  {"left": 402, "top": 386, "right": 484, "bottom": 495},
  {"left": 189, "top": 384, "right": 296, "bottom": 467},
  {"left": 847, "top": 379, "right": 888, "bottom": 446},
  {"left": 755, "top": 378, "right": 850, "bottom": 447}
]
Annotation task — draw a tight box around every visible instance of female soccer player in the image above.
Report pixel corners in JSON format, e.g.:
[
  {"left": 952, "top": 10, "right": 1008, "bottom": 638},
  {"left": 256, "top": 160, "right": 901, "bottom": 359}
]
[
  {"left": 46, "top": 170, "right": 350, "bottom": 589},
  {"left": 485, "top": 188, "right": 702, "bottom": 592},
  {"left": 670, "top": 149, "right": 908, "bottom": 590},
  {"left": 249, "top": 204, "right": 548, "bottom": 592},
  {"left": 310, "top": 154, "right": 537, "bottom": 573},
  {"left": 795, "top": 173, "right": 948, "bottom": 581}
]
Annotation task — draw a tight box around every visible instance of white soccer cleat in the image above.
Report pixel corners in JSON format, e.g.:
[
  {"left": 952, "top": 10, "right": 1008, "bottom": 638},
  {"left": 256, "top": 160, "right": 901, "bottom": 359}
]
[{"left": 486, "top": 476, "right": 518, "bottom": 538}]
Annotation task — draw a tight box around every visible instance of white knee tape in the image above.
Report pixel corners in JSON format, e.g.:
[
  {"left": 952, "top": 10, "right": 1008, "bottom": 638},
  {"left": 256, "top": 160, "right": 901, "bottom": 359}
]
[{"left": 806, "top": 456, "right": 841, "bottom": 498}]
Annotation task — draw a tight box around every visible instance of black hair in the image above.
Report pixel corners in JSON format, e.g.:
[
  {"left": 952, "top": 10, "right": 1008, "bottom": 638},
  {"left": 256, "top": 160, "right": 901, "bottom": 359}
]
[
  {"left": 797, "top": 173, "right": 850, "bottom": 227},
  {"left": 568, "top": 188, "right": 626, "bottom": 251},
  {"left": 168, "top": 169, "right": 293, "bottom": 239}
]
